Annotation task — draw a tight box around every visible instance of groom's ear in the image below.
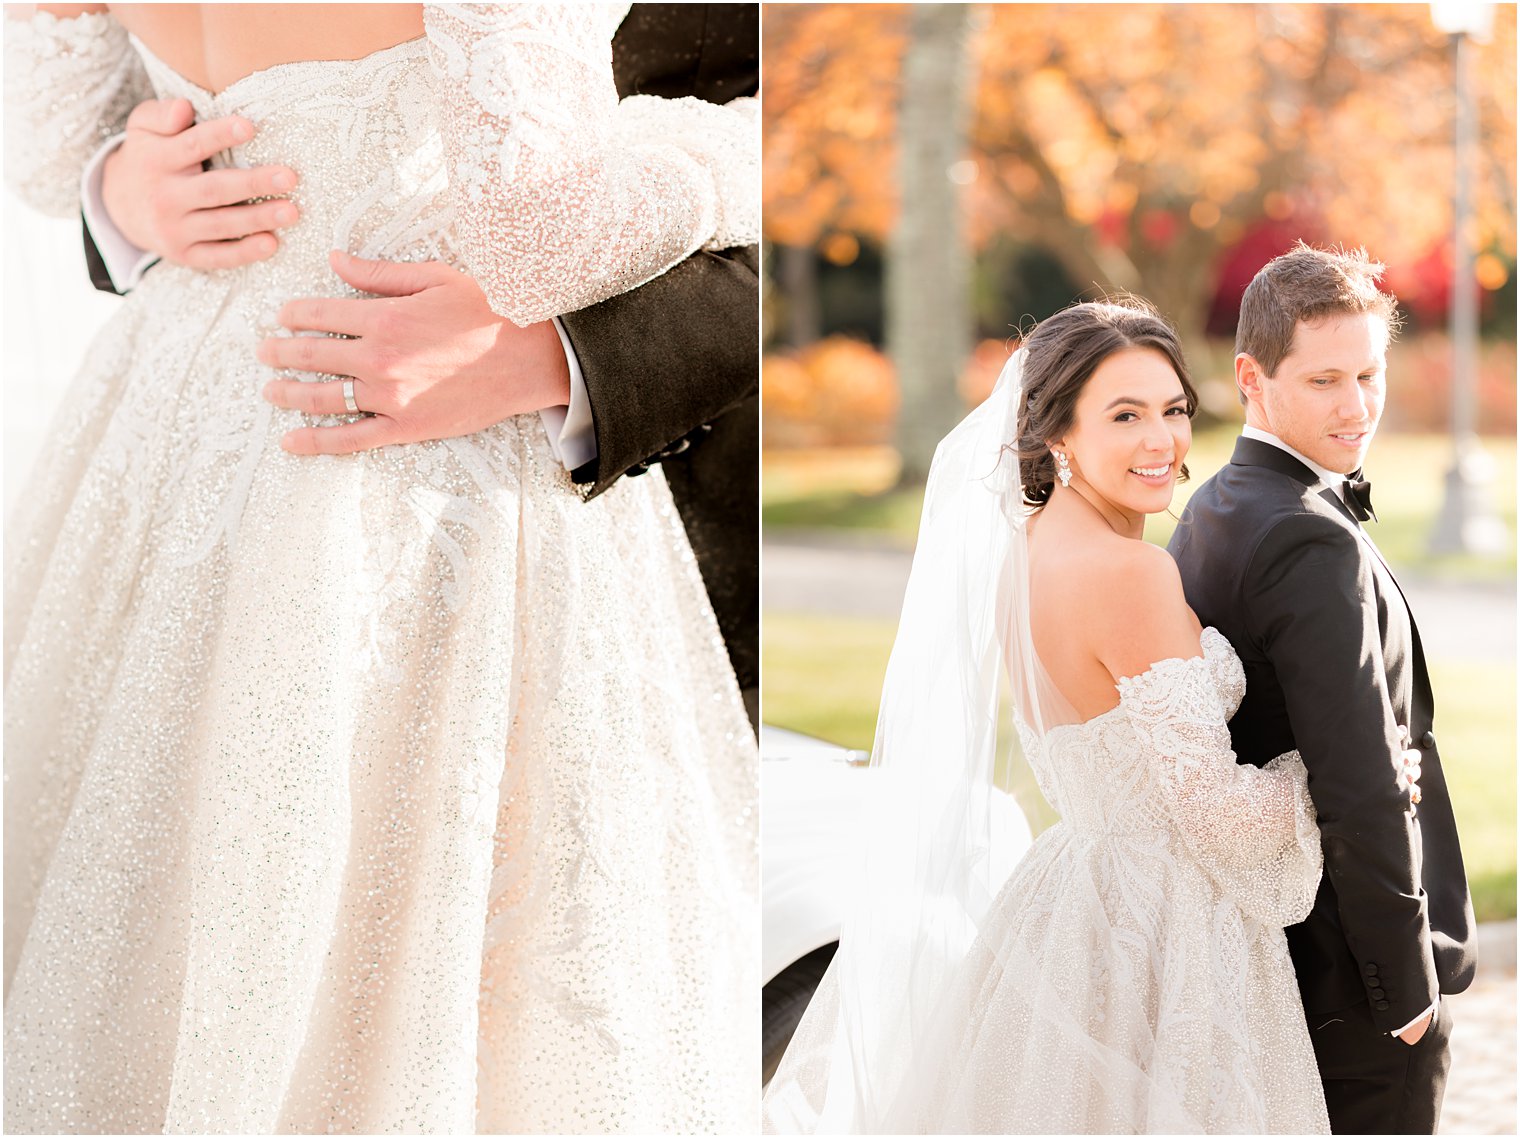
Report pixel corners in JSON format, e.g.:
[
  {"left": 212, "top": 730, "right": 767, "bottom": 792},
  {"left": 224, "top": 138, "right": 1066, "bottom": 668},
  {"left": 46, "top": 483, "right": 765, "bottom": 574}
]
[{"left": 1235, "top": 353, "right": 1266, "bottom": 409}]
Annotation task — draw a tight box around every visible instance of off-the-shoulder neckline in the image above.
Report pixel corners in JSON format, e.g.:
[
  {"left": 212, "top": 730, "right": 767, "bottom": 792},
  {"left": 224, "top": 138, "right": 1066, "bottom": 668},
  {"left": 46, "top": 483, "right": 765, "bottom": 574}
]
[
  {"left": 1112, "top": 626, "right": 1230, "bottom": 691},
  {"left": 1024, "top": 627, "right": 1233, "bottom": 741},
  {"left": 128, "top": 30, "right": 427, "bottom": 104}
]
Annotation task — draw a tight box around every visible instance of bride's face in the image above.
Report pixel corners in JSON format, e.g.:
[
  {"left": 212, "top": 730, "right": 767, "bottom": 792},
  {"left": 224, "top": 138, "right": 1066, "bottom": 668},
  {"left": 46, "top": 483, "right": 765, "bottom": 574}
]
[{"left": 1055, "top": 347, "right": 1192, "bottom": 520}]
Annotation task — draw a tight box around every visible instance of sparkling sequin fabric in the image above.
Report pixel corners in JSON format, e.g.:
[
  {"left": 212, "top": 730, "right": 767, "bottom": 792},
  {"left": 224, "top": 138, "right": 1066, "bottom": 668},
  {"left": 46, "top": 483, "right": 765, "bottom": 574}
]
[
  {"left": 3, "top": 8, "right": 757, "bottom": 1134},
  {"left": 766, "top": 629, "right": 1329, "bottom": 1134}
]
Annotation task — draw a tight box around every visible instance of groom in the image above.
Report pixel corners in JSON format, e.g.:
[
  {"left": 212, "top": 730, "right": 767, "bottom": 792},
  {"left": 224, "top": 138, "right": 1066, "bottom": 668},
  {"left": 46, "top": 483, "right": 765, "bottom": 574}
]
[
  {"left": 1169, "top": 244, "right": 1476, "bottom": 1134},
  {"left": 78, "top": 4, "right": 759, "bottom": 724}
]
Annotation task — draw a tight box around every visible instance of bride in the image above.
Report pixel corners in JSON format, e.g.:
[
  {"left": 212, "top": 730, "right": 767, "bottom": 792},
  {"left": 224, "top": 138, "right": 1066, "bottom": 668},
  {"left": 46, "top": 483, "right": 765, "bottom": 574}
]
[
  {"left": 762, "top": 299, "right": 1372, "bottom": 1134},
  {"left": 4, "top": 4, "right": 756, "bottom": 1133}
]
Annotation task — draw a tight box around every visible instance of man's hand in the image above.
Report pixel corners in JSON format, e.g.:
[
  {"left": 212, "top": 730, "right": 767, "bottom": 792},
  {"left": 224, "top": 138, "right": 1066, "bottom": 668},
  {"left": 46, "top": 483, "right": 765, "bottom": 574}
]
[
  {"left": 102, "top": 98, "right": 299, "bottom": 270},
  {"left": 1397, "top": 1009, "right": 1433, "bottom": 1046},
  {"left": 1397, "top": 725, "right": 1423, "bottom": 805},
  {"left": 260, "top": 250, "right": 572, "bottom": 455}
]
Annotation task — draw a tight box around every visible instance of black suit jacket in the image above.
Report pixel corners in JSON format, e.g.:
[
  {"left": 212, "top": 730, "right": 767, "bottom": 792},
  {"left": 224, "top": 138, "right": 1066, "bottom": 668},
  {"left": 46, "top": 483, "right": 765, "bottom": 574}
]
[
  {"left": 1169, "top": 437, "right": 1476, "bottom": 1033},
  {"left": 83, "top": 4, "right": 759, "bottom": 702}
]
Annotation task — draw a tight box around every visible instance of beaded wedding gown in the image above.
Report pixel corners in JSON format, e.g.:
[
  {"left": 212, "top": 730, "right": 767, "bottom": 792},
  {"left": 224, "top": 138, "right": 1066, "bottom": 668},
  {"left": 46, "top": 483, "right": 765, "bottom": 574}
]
[
  {"left": 3, "top": 6, "right": 756, "bottom": 1133},
  {"left": 764, "top": 629, "right": 1331, "bottom": 1134}
]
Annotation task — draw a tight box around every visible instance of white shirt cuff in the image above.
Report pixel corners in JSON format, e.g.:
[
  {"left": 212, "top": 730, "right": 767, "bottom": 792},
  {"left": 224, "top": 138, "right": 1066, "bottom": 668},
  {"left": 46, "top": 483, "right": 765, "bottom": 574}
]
[
  {"left": 1390, "top": 999, "right": 1437, "bottom": 1037},
  {"left": 80, "top": 133, "right": 159, "bottom": 292},
  {"left": 538, "top": 316, "right": 597, "bottom": 472}
]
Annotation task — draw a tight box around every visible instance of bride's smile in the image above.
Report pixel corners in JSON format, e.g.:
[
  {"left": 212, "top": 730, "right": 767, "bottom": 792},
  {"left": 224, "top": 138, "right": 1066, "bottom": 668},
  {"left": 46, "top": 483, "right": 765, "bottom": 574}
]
[{"left": 1047, "top": 346, "right": 1194, "bottom": 535}]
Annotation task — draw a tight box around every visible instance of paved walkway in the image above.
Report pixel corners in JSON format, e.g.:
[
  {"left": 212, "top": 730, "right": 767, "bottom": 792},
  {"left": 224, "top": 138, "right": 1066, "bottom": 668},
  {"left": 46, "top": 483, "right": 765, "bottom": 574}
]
[{"left": 1441, "top": 922, "right": 1516, "bottom": 1134}]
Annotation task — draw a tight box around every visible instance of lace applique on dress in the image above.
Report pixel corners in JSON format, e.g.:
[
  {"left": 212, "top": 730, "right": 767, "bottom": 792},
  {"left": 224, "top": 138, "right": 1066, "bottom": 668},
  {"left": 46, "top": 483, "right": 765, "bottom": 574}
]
[
  {"left": 2, "top": 11, "right": 151, "bottom": 217},
  {"left": 425, "top": 3, "right": 758, "bottom": 325}
]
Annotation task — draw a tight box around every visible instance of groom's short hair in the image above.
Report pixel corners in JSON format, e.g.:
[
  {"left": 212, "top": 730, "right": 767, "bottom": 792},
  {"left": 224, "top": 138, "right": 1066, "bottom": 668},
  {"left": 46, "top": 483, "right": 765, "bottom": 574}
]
[{"left": 1236, "top": 242, "right": 1400, "bottom": 380}]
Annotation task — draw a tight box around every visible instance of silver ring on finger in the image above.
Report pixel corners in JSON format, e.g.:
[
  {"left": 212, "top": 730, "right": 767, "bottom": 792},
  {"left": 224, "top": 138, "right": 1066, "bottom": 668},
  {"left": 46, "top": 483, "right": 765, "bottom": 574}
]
[{"left": 342, "top": 378, "right": 360, "bottom": 414}]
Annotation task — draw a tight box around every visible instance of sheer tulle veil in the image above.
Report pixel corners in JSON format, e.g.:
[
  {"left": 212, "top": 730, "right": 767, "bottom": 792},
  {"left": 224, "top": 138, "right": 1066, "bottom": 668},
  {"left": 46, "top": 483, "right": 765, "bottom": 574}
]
[{"left": 763, "top": 348, "right": 1073, "bottom": 1133}]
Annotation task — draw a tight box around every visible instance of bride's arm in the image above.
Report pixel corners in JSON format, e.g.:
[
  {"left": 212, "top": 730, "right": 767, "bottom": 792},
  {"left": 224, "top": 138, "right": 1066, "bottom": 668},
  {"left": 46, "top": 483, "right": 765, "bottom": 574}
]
[
  {"left": 1101, "top": 547, "right": 1322, "bottom": 928},
  {"left": 3, "top": 4, "right": 152, "bottom": 217},
  {"left": 423, "top": 3, "right": 757, "bottom": 327}
]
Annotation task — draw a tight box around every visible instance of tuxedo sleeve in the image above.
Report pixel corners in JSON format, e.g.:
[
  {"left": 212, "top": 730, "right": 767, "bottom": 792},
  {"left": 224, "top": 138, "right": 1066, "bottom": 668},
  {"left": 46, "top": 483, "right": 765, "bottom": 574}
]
[
  {"left": 558, "top": 244, "right": 757, "bottom": 500},
  {"left": 1243, "top": 513, "right": 1438, "bottom": 1033}
]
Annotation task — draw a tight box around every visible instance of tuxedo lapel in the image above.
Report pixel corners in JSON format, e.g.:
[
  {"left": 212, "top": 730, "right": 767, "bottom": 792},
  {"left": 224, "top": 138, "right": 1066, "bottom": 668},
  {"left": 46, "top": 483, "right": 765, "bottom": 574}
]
[
  {"left": 1306, "top": 464, "right": 1434, "bottom": 712},
  {"left": 1318, "top": 485, "right": 1360, "bottom": 528}
]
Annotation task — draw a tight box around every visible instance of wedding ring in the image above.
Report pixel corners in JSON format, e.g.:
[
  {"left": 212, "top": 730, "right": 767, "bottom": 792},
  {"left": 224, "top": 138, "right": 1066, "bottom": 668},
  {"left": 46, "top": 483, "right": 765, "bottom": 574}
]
[{"left": 342, "top": 379, "right": 359, "bottom": 414}]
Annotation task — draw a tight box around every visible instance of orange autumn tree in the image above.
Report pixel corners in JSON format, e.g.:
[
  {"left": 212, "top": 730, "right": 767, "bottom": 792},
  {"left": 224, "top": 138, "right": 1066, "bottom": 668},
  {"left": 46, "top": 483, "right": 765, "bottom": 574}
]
[{"left": 764, "top": 3, "right": 1518, "bottom": 351}]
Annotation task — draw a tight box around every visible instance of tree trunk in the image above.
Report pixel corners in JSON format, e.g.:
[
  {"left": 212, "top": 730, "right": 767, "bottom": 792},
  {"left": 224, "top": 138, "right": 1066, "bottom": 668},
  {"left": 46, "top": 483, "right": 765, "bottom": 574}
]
[
  {"left": 887, "top": 4, "right": 976, "bottom": 486},
  {"left": 777, "top": 243, "right": 821, "bottom": 349}
]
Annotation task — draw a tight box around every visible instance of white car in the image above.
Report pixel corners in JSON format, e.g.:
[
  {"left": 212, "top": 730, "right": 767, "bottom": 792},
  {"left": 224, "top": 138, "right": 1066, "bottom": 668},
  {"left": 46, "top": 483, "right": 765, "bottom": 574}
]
[{"left": 761, "top": 725, "right": 1034, "bottom": 1084}]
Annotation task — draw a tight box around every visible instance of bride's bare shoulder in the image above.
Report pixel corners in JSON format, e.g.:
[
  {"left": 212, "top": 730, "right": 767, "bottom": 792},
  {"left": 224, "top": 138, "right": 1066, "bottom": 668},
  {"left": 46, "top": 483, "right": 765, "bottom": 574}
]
[
  {"left": 1061, "top": 536, "right": 1202, "bottom": 680},
  {"left": 1044, "top": 528, "right": 1181, "bottom": 605}
]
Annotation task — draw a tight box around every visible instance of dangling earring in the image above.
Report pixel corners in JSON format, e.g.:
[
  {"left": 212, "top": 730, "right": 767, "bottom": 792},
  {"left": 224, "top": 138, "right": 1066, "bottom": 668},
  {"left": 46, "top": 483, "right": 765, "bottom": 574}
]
[{"left": 1053, "top": 449, "right": 1073, "bottom": 488}]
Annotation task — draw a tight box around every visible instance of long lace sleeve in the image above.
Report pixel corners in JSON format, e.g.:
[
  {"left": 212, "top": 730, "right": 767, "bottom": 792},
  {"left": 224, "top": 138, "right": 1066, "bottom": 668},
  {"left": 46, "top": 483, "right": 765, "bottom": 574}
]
[
  {"left": 1116, "top": 639, "right": 1322, "bottom": 927},
  {"left": 3, "top": 9, "right": 150, "bottom": 218},
  {"left": 423, "top": 3, "right": 759, "bottom": 326}
]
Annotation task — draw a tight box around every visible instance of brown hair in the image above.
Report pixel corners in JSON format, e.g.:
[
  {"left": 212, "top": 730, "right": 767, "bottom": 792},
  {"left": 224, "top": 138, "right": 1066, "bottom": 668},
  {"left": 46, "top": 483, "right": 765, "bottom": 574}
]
[
  {"left": 1236, "top": 242, "right": 1401, "bottom": 382},
  {"left": 1015, "top": 296, "right": 1197, "bottom": 506}
]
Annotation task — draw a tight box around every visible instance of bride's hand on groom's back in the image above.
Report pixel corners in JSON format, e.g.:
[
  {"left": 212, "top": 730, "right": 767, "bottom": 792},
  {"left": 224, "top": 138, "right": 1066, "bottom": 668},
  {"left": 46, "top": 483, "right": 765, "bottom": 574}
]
[
  {"left": 259, "top": 251, "right": 572, "bottom": 456},
  {"left": 101, "top": 98, "right": 300, "bottom": 271}
]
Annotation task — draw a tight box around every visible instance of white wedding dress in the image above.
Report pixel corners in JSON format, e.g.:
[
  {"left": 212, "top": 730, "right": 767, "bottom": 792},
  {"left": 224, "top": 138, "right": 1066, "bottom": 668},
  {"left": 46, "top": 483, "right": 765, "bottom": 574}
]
[
  {"left": 3, "top": 6, "right": 756, "bottom": 1133},
  {"left": 765, "top": 629, "right": 1331, "bottom": 1134}
]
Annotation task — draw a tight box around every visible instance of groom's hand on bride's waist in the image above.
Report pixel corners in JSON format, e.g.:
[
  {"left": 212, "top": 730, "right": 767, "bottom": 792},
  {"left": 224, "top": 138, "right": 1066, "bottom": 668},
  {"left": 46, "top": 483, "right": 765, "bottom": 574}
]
[
  {"left": 98, "top": 98, "right": 301, "bottom": 272},
  {"left": 259, "top": 251, "right": 572, "bottom": 456}
]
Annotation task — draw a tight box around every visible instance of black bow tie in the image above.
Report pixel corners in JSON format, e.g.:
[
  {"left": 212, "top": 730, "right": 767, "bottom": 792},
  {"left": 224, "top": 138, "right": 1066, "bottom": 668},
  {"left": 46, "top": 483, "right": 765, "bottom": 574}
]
[{"left": 1343, "top": 473, "right": 1376, "bottom": 523}]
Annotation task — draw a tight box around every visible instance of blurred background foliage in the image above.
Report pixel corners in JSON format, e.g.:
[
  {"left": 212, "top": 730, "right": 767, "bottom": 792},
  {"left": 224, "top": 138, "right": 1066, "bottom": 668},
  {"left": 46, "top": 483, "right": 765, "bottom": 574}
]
[{"left": 762, "top": 3, "right": 1516, "bottom": 448}]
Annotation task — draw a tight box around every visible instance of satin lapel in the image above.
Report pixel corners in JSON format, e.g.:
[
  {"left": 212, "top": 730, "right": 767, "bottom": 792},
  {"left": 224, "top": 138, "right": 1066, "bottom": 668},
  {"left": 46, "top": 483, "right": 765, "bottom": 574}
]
[
  {"left": 1361, "top": 521, "right": 1436, "bottom": 719},
  {"left": 1318, "top": 485, "right": 1360, "bottom": 528},
  {"left": 1317, "top": 487, "right": 1437, "bottom": 718}
]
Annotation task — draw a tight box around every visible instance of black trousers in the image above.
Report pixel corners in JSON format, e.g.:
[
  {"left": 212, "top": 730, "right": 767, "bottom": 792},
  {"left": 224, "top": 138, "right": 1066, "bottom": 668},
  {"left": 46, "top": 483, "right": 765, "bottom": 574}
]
[{"left": 1306, "top": 998, "right": 1453, "bottom": 1134}]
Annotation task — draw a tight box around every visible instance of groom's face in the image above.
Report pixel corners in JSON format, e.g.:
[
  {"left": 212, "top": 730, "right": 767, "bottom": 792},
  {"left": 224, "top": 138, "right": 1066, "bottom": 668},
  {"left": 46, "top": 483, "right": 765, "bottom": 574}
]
[{"left": 1245, "top": 312, "right": 1388, "bottom": 476}]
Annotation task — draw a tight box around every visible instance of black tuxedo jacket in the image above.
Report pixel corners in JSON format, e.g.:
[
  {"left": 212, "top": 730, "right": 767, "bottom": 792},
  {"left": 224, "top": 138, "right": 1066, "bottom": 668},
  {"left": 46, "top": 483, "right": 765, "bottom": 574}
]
[
  {"left": 82, "top": 3, "right": 760, "bottom": 701},
  {"left": 1169, "top": 437, "right": 1476, "bottom": 1033}
]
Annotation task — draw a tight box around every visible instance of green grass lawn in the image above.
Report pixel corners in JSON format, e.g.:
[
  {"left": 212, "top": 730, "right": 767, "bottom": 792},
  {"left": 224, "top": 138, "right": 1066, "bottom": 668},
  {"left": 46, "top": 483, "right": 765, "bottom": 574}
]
[
  {"left": 765, "top": 429, "right": 1517, "bottom": 581},
  {"left": 763, "top": 611, "right": 1517, "bottom": 922}
]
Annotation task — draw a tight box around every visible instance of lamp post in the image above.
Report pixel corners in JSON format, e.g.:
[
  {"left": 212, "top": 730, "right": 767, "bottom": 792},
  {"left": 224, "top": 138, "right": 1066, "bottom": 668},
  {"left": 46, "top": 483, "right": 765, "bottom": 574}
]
[{"left": 1428, "top": 2, "right": 1507, "bottom": 555}]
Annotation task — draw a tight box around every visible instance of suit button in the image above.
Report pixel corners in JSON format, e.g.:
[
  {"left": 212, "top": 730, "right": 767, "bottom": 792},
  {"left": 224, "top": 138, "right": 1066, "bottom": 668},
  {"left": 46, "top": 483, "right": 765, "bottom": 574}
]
[
  {"left": 1364, "top": 963, "right": 1379, "bottom": 976},
  {"left": 1420, "top": 730, "right": 1435, "bottom": 749},
  {"left": 1375, "top": 1000, "right": 1391, "bottom": 1011},
  {"left": 1370, "top": 987, "right": 1387, "bottom": 1000}
]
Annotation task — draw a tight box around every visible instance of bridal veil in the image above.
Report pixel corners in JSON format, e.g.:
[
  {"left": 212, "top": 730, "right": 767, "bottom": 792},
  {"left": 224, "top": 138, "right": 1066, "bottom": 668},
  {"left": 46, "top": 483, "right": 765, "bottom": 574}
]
[{"left": 763, "top": 348, "right": 1074, "bottom": 1132}]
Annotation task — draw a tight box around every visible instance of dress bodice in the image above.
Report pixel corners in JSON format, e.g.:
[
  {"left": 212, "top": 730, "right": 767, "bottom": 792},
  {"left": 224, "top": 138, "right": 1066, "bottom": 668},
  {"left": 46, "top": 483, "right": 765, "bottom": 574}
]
[
  {"left": 130, "top": 33, "right": 453, "bottom": 271},
  {"left": 1019, "top": 628, "right": 1245, "bottom": 839},
  {"left": 5, "top": 6, "right": 757, "bottom": 326}
]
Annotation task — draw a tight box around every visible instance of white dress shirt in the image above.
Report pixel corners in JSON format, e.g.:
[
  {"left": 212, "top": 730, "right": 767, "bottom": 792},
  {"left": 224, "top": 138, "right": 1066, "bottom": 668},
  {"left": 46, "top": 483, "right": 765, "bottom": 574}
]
[
  {"left": 80, "top": 135, "right": 596, "bottom": 471},
  {"left": 1240, "top": 424, "right": 1352, "bottom": 500},
  {"left": 1240, "top": 425, "right": 1436, "bottom": 1038}
]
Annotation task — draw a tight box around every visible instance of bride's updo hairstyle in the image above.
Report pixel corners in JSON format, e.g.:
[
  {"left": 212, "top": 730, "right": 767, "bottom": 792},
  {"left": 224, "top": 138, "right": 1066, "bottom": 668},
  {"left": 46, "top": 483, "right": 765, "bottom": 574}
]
[{"left": 1014, "top": 296, "right": 1198, "bottom": 506}]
